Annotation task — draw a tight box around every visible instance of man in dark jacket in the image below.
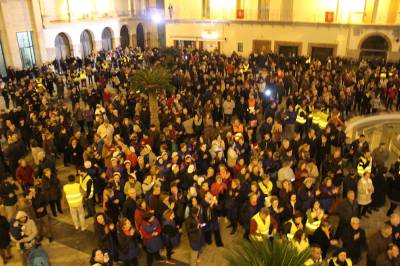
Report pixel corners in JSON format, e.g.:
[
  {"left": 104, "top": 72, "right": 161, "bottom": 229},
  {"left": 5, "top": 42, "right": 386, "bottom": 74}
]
[
  {"left": 0, "top": 174, "right": 19, "bottom": 221},
  {"left": 122, "top": 188, "right": 137, "bottom": 225},
  {"left": 29, "top": 186, "right": 53, "bottom": 242},
  {"left": 4, "top": 133, "right": 25, "bottom": 173},
  {"left": 240, "top": 194, "right": 259, "bottom": 240},
  {"left": 368, "top": 224, "right": 393, "bottom": 266},
  {"left": 376, "top": 243, "right": 400, "bottom": 266},
  {"left": 337, "top": 190, "right": 359, "bottom": 237},
  {"left": 340, "top": 217, "right": 366, "bottom": 264}
]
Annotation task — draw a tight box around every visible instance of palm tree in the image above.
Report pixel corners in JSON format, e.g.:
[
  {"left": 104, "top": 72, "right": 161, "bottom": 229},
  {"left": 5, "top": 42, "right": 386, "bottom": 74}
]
[
  {"left": 129, "top": 67, "right": 172, "bottom": 129},
  {"left": 225, "top": 237, "right": 323, "bottom": 266}
]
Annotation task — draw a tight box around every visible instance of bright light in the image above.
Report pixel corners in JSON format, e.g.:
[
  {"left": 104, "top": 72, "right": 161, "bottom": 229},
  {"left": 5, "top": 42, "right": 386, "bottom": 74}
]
[
  {"left": 201, "top": 31, "right": 219, "bottom": 40},
  {"left": 264, "top": 89, "right": 271, "bottom": 97},
  {"left": 151, "top": 12, "right": 163, "bottom": 24}
]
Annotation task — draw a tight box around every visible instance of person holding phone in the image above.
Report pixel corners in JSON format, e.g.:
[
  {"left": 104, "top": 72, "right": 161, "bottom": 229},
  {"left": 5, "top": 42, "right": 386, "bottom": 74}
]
[{"left": 90, "top": 248, "right": 112, "bottom": 266}]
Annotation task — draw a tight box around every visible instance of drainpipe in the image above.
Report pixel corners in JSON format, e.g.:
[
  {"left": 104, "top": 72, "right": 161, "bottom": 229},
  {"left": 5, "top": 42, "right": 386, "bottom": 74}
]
[{"left": 66, "top": 0, "right": 71, "bottom": 22}]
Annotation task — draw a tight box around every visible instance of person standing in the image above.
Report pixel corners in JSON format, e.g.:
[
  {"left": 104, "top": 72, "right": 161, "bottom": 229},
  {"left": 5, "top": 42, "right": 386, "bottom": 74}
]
[
  {"left": 249, "top": 207, "right": 278, "bottom": 241},
  {"left": 0, "top": 174, "right": 19, "bottom": 221},
  {"left": 41, "top": 168, "right": 63, "bottom": 217},
  {"left": 140, "top": 213, "right": 164, "bottom": 266},
  {"left": 186, "top": 206, "right": 205, "bottom": 266},
  {"left": 29, "top": 186, "right": 53, "bottom": 242},
  {"left": 63, "top": 174, "right": 85, "bottom": 230},
  {"left": 117, "top": 217, "right": 139, "bottom": 266},
  {"left": 357, "top": 172, "right": 374, "bottom": 218},
  {"left": 79, "top": 165, "right": 95, "bottom": 218},
  {"left": 0, "top": 212, "right": 11, "bottom": 264},
  {"left": 162, "top": 209, "right": 180, "bottom": 264}
]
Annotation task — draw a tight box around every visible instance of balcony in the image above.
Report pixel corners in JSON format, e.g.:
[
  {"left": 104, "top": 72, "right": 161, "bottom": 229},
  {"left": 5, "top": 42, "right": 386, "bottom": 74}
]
[
  {"left": 167, "top": 7, "right": 397, "bottom": 26},
  {"left": 40, "top": 9, "right": 149, "bottom": 25}
]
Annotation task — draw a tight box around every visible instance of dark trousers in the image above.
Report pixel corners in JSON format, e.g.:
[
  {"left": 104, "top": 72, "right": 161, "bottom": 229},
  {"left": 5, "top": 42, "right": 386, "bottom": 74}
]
[
  {"left": 359, "top": 203, "right": 370, "bottom": 217},
  {"left": 84, "top": 197, "right": 95, "bottom": 217},
  {"left": 146, "top": 251, "right": 161, "bottom": 266},
  {"left": 122, "top": 258, "right": 138, "bottom": 266},
  {"left": 49, "top": 199, "right": 62, "bottom": 216},
  {"left": 387, "top": 202, "right": 398, "bottom": 216},
  {"left": 204, "top": 229, "right": 223, "bottom": 247}
]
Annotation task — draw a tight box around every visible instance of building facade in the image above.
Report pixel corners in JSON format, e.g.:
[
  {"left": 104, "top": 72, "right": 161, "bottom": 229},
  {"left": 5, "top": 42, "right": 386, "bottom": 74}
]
[
  {"left": 164, "top": 0, "right": 400, "bottom": 61},
  {"left": 0, "top": 0, "right": 162, "bottom": 75}
]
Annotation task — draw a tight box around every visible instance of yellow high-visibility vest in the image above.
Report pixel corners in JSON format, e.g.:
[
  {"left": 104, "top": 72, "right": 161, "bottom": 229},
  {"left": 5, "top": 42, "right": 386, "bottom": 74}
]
[
  {"left": 258, "top": 181, "right": 273, "bottom": 196},
  {"left": 296, "top": 108, "right": 307, "bottom": 125},
  {"left": 305, "top": 211, "right": 322, "bottom": 235},
  {"left": 318, "top": 111, "right": 329, "bottom": 129},
  {"left": 286, "top": 219, "right": 301, "bottom": 240},
  {"left": 251, "top": 212, "right": 271, "bottom": 241},
  {"left": 63, "top": 183, "right": 83, "bottom": 207},
  {"left": 312, "top": 110, "right": 320, "bottom": 125},
  {"left": 357, "top": 156, "right": 372, "bottom": 177},
  {"left": 80, "top": 174, "right": 94, "bottom": 199},
  {"left": 80, "top": 72, "right": 87, "bottom": 80},
  {"left": 329, "top": 258, "right": 353, "bottom": 266}
]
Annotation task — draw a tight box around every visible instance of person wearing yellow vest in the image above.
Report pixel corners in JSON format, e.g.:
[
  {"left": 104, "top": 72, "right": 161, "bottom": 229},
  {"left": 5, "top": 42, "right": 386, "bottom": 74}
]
[
  {"left": 311, "top": 107, "right": 321, "bottom": 128},
  {"left": 63, "top": 174, "right": 85, "bottom": 231},
  {"left": 357, "top": 150, "right": 373, "bottom": 177},
  {"left": 79, "top": 162, "right": 95, "bottom": 218},
  {"left": 305, "top": 200, "right": 324, "bottom": 235},
  {"left": 258, "top": 174, "right": 273, "bottom": 197},
  {"left": 304, "top": 245, "right": 323, "bottom": 265},
  {"left": 283, "top": 212, "right": 303, "bottom": 240},
  {"left": 249, "top": 207, "right": 277, "bottom": 241},
  {"left": 328, "top": 249, "right": 353, "bottom": 266},
  {"left": 318, "top": 107, "right": 329, "bottom": 130},
  {"left": 295, "top": 103, "right": 307, "bottom": 136}
]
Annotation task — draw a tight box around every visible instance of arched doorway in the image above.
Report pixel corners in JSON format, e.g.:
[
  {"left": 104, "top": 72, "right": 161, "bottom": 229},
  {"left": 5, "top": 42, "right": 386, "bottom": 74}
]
[
  {"left": 120, "top": 25, "right": 130, "bottom": 49},
  {"left": 102, "top": 27, "right": 113, "bottom": 51},
  {"left": 136, "top": 23, "right": 145, "bottom": 51},
  {"left": 359, "top": 35, "right": 390, "bottom": 61},
  {"left": 55, "top": 33, "right": 71, "bottom": 59},
  {"left": 80, "top": 30, "right": 93, "bottom": 58}
]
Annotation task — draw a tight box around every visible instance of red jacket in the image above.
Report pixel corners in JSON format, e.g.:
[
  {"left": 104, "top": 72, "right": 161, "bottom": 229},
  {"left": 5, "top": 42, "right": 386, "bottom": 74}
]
[
  {"left": 15, "top": 165, "right": 34, "bottom": 187},
  {"left": 140, "top": 218, "right": 161, "bottom": 241}
]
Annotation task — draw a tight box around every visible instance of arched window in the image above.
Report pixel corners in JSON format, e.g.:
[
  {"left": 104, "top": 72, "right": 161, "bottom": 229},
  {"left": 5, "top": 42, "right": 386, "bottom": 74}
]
[
  {"left": 80, "top": 30, "right": 93, "bottom": 58},
  {"left": 55, "top": 33, "right": 71, "bottom": 59},
  {"left": 102, "top": 27, "right": 113, "bottom": 51},
  {"left": 360, "top": 35, "right": 390, "bottom": 61},
  {"left": 136, "top": 23, "right": 145, "bottom": 51},
  {"left": 120, "top": 25, "right": 130, "bottom": 49}
]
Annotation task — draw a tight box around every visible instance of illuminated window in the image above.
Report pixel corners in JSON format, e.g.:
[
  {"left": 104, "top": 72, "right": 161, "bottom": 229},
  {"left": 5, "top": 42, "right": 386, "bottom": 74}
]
[
  {"left": 258, "top": 0, "right": 270, "bottom": 20},
  {"left": 16, "top": 32, "right": 36, "bottom": 69},
  {"left": 238, "top": 42, "right": 243, "bottom": 52},
  {"left": 202, "top": 0, "right": 210, "bottom": 18}
]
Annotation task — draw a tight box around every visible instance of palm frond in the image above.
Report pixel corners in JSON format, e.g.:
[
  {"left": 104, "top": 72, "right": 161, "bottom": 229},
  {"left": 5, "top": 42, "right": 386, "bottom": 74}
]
[
  {"left": 129, "top": 67, "right": 172, "bottom": 95},
  {"left": 225, "top": 237, "right": 324, "bottom": 266}
]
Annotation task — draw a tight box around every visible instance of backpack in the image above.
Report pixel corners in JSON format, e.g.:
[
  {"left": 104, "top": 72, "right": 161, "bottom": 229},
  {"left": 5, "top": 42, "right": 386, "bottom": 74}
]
[{"left": 27, "top": 247, "right": 49, "bottom": 266}]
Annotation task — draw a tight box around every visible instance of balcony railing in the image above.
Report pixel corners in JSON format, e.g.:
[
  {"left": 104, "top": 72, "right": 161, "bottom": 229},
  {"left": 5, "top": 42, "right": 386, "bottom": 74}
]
[
  {"left": 41, "top": 9, "right": 148, "bottom": 25},
  {"left": 167, "top": 8, "right": 396, "bottom": 25}
]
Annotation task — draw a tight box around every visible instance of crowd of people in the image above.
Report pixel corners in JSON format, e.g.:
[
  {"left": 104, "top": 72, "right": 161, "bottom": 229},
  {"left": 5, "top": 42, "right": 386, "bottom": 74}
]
[{"left": 0, "top": 45, "right": 399, "bottom": 266}]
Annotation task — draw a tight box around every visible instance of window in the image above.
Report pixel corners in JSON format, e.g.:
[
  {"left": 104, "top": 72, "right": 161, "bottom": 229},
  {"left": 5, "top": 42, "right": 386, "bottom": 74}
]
[
  {"left": 202, "top": 0, "right": 210, "bottom": 18},
  {"left": 237, "top": 42, "right": 243, "bottom": 52},
  {"left": 16, "top": 32, "right": 36, "bottom": 69},
  {"left": 258, "top": 0, "right": 270, "bottom": 20}
]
